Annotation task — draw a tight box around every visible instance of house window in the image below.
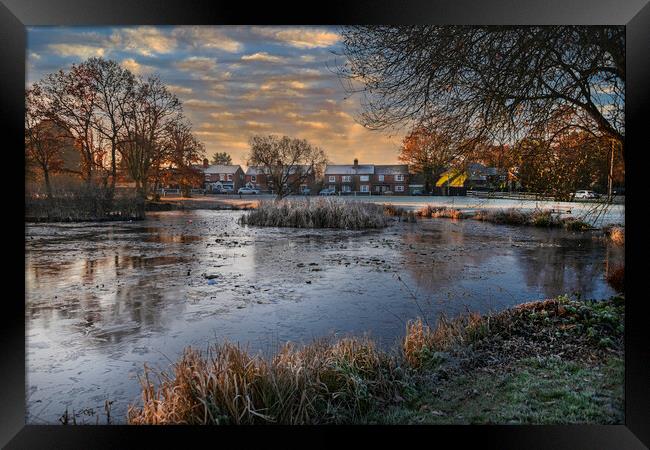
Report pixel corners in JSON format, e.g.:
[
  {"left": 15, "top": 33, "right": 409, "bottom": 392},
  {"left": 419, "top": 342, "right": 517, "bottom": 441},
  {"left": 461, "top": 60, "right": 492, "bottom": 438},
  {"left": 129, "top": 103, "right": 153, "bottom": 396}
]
[
  {"left": 395, "top": 174, "right": 404, "bottom": 182},
  {"left": 342, "top": 185, "right": 351, "bottom": 192},
  {"left": 220, "top": 174, "right": 225, "bottom": 181},
  {"left": 227, "top": 174, "right": 233, "bottom": 181},
  {"left": 342, "top": 175, "right": 351, "bottom": 182},
  {"left": 378, "top": 175, "right": 384, "bottom": 182},
  {"left": 328, "top": 185, "right": 336, "bottom": 191},
  {"left": 395, "top": 185, "right": 404, "bottom": 192},
  {"left": 360, "top": 175, "right": 369, "bottom": 182},
  {"left": 360, "top": 185, "right": 369, "bottom": 192},
  {"left": 329, "top": 176, "right": 336, "bottom": 182},
  {"left": 251, "top": 175, "right": 256, "bottom": 182}
]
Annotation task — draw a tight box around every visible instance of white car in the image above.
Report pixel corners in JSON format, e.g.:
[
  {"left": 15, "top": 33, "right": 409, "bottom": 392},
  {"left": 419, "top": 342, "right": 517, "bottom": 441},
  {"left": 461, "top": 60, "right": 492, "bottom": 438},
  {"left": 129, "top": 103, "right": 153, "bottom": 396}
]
[
  {"left": 238, "top": 187, "right": 260, "bottom": 195},
  {"left": 573, "top": 190, "right": 600, "bottom": 199}
]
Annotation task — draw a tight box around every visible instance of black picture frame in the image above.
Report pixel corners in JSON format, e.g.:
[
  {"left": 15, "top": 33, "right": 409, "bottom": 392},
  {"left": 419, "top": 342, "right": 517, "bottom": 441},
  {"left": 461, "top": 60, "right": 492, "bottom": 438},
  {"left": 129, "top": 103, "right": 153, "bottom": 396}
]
[{"left": 2, "top": 0, "right": 648, "bottom": 447}]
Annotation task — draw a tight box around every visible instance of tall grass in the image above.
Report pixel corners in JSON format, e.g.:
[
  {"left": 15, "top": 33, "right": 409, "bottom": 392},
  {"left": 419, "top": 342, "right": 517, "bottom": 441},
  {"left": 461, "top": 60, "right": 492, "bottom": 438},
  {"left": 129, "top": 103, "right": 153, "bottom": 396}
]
[
  {"left": 403, "top": 314, "right": 486, "bottom": 368},
  {"left": 127, "top": 338, "right": 403, "bottom": 425},
  {"left": 240, "top": 198, "right": 388, "bottom": 229}
]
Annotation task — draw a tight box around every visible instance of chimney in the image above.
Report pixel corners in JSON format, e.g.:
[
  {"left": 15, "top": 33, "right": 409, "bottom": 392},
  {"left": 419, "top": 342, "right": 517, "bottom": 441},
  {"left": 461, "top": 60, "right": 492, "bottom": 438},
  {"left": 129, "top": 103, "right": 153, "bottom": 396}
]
[
  {"left": 353, "top": 158, "right": 359, "bottom": 168},
  {"left": 203, "top": 158, "right": 209, "bottom": 168}
]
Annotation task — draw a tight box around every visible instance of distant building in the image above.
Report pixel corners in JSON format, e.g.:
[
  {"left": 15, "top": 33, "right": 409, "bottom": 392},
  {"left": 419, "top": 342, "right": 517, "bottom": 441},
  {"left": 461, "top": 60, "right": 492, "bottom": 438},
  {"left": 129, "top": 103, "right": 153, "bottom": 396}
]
[
  {"left": 324, "top": 159, "right": 409, "bottom": 195},
  {"left": 195, "top": 159, "right": 244, "bottom": 192},
  {"left": 245, "top": 165, "right": 315, "bottom": 194}
]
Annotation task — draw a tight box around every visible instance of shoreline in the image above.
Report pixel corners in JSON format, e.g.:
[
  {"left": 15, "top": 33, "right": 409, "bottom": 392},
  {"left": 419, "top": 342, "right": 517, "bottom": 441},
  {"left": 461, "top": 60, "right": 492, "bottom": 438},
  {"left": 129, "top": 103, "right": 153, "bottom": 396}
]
[{"left": 126, "top": 295, "right": 624, "bottom": 425}]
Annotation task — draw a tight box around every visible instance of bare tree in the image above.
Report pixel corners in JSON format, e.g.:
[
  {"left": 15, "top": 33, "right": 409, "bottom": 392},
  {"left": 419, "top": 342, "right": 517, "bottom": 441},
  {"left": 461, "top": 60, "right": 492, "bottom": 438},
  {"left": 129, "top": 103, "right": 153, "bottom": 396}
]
[
  {"left": 118, "top": 76, "right": 182, "bottom": 200},
  {"left": 247, "top": 135, "right": 327, "bottom": 200},
  {"left": 163, "top": 120, "right": 205, "bottom": 197},
  {"left": 25, "top": 86, "right": 66, "bottom": 198},
  {"left": 85, "top": 57, "right": 136, "bottom": 195},
  {"left": 338, "top": 26, "right": 625, "bottom": 159},
  {"left": 38, "top": 64, "right": 106, "bottom": 184}
]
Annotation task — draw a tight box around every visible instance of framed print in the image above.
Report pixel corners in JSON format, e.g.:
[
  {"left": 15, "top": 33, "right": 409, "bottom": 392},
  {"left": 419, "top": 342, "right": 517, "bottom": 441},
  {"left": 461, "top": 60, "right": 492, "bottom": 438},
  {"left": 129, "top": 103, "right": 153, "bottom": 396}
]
[{"left": 2, "top": 0, "right": 649, "bottom": 447}]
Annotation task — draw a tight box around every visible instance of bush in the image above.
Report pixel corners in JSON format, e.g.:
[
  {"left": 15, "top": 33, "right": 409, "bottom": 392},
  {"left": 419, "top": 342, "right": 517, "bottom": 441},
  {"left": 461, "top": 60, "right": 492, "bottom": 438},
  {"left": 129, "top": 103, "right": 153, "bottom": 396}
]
[
  {"left": 240, "top": 198, "right": 388, "bottom": 229},
  {"left": 606, "top": 226, "right": 625, "bottom": 246}
]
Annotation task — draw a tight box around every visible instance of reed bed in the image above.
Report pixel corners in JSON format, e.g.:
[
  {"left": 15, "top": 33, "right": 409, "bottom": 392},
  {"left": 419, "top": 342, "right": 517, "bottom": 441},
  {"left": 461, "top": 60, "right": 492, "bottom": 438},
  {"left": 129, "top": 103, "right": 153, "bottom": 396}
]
[
  {"left": 127, "top": 337, "right": 403, "bottom": 425},
  {"left": 239, "top": 198, "right": 388, "bottom": 229},
  {"left": 417, "top": 205, "right": 464, "bottom": 220},
  {"left": 419, "top": 206, "right": 593, "bottom": 230}
]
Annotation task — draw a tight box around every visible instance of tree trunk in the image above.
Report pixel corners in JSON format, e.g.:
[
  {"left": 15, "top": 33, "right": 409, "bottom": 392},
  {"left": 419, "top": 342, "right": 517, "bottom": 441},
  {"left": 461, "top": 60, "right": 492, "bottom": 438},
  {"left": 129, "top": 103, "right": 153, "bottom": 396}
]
[{"left": 43, "top": 169, "right": 52, "bottom": 200}]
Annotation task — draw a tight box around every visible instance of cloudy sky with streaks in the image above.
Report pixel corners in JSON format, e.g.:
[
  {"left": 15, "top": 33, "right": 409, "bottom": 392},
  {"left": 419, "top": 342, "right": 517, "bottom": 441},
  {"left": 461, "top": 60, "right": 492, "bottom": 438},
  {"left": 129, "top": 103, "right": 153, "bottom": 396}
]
[{"left": 27, "top": 26, "right": 405, "bottom": 166}]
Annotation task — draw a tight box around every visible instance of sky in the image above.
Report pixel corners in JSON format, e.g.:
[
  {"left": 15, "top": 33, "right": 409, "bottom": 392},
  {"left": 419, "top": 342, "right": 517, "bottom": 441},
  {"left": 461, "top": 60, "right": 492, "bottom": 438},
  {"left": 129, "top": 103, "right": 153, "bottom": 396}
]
[{"left": 26, "top": 26, "right": 405, "bottom": 166}]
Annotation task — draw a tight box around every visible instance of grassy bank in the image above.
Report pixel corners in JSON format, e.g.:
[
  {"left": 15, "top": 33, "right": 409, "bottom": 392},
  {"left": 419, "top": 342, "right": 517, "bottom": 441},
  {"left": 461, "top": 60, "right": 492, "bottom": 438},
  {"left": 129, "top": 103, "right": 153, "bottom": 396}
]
[
  {"left": 416, "top": 205, "right": 594, "bottom": 230},
  {"left": 240, "top": 198, "right": 388, "bottom": 229},
  {"left": 127, "top": 295, "right": 624, "bottom": 425}
]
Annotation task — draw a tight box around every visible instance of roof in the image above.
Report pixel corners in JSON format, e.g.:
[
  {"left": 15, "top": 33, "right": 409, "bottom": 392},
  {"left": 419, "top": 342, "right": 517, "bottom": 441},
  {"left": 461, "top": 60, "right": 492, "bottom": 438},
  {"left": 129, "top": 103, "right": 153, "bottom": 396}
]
[
  {"left": 246, "top": 165, "right": 312, "bottom": 176},
  {"left": 203, "top": 165, "right": 242, "bottom": 174},
  {"left": 375, "top": 165, "right": 409, "bottom": 175},
  {"left": 324, "top": 164, "right": 375, "bottom": 175}
]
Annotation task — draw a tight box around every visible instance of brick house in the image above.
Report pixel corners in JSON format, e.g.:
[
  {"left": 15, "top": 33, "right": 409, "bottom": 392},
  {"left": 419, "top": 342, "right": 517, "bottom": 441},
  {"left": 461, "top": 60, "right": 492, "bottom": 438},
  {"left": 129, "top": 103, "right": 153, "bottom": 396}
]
[
  {"left": 323, "top": 159, "right": 409, "bottom": 195},
  {"left": 245, "top": 165, "right": 316, "bottom": 194},
  {"left": 373, "top": 165, "right": 409, "bottom": 194},
  {"left": 195, "top": 159, "right": 245, "bottom": 192}
]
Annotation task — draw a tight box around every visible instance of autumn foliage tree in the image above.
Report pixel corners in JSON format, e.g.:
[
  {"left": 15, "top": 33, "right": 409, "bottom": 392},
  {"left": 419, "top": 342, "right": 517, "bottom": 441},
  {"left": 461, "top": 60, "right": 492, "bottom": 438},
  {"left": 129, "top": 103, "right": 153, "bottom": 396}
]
[
  {"left": 398, "top": 127, "right": 463, "bottom": 192},
  {"left": 514, "top": 132, "right": 622, "bottom": 200}
]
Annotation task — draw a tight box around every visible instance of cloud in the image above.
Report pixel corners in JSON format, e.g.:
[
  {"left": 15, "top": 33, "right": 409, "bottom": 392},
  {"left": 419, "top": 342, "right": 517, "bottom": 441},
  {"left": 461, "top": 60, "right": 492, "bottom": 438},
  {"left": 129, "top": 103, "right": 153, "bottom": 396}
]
[
  {"left": 241, "top": 52, "right": 286, "bottom": 63},
  {"left": 252, "top": 27, "right": 340, "bottom": 49},
  {"left": 167, "top": 84, "right": 193, "bottom": 95},
  {"left": 175, "top": 56, "right": 218, "bottom": 72},
  {"left": 173, "top": 26, "right": 243, "bottom": 53},
  {"left": 110, "top": 26, "right": 177, "bottom": 56},
  {"left": 121, "top": 58, "right": 154, "bottom": 75},
  {"left": 48, "top": 44, "right": 105, "bottom": 58}
]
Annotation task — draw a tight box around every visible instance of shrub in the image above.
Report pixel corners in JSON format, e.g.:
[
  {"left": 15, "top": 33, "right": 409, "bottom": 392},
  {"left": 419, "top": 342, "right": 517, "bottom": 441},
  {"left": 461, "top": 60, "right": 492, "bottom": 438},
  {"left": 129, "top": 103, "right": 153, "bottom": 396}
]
[
  {"left": 240, "top": 198, "right": 388, "bottom": 229},
  {"left": 606, "top": 226, "right": 625, "bottom": 246}
]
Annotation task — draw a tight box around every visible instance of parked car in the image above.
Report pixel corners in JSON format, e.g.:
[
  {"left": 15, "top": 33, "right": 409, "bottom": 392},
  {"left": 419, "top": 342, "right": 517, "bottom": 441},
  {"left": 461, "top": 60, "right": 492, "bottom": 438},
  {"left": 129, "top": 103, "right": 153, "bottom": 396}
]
[
  {"left": 573, "top": 190, "right": 600, "bottom": 199},
  {"left": 238, "top": 187, "right": 260, "bottom": 195},
  {"left": 220, "top": 186, "right": 234, "bottom": 194},
  {"left": 300, "top": 187, "right": 311, "bottom": 195},
  {"left": 411, "top": 189, "right": 426, "bottom": 196},
  {"left": 319, "top": 188, "right": 336, "bottom": 196}
]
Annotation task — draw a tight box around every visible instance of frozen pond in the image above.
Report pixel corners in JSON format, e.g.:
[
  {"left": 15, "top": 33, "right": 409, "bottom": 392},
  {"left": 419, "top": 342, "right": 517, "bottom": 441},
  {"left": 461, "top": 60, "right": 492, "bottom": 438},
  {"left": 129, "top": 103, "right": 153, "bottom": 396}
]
[{"left": 25, "top": 210, "right": 624, "bottom": 423}]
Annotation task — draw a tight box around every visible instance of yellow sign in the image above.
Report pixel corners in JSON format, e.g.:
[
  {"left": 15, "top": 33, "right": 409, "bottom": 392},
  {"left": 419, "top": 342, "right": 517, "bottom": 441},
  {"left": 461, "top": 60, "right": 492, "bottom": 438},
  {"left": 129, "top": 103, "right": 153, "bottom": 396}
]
[{"left": 435, "top": 170, "right": 467, "bottom": 187}]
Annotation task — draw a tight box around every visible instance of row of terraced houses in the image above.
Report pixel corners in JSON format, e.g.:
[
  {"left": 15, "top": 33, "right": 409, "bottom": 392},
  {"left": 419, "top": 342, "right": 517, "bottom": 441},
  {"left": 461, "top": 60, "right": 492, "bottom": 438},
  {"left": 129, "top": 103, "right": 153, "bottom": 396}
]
[{"left": 193, "top": 158, "right": 507, "bottom": 195}]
